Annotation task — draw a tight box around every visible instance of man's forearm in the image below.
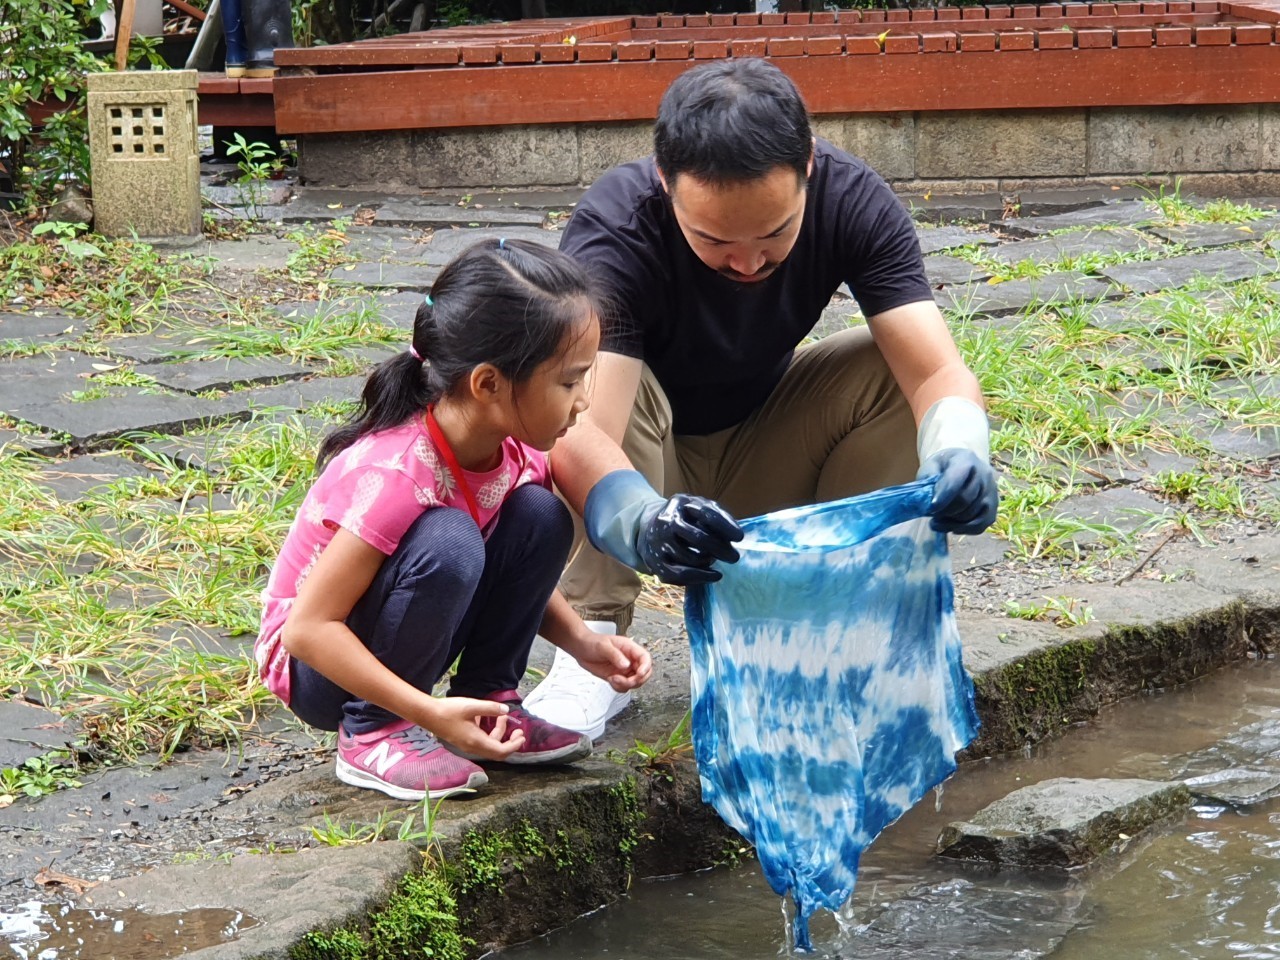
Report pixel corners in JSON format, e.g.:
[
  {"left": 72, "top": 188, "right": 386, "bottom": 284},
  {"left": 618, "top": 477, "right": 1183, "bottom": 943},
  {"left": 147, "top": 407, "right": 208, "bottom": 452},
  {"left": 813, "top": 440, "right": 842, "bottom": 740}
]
[{"left": 550, "top": 419, "right": 634, "bottom": 516}]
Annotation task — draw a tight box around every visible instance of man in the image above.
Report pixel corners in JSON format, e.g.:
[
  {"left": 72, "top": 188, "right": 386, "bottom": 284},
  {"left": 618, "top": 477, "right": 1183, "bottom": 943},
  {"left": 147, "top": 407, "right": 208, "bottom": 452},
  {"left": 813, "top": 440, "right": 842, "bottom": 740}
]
[{"left": 530, "top": 59, "right": 997, "bottom": 738}]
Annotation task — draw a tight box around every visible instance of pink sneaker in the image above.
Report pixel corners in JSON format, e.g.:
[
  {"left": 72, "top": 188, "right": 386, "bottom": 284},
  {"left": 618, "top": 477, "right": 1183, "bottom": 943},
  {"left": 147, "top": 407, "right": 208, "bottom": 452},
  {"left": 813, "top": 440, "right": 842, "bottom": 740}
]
[
  {"left": 458, "top": 690, "right": 593, "bottom": 765},
  {"left": 336, "top": 719, "right": 487, "bottom": 801}
]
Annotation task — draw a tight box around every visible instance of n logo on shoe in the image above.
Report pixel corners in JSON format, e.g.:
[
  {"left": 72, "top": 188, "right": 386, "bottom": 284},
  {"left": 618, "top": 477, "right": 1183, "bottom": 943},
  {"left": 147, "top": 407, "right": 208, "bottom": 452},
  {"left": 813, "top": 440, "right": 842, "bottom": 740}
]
[{"left": 363, "top": 741, "right": 404, "bottom": 776}]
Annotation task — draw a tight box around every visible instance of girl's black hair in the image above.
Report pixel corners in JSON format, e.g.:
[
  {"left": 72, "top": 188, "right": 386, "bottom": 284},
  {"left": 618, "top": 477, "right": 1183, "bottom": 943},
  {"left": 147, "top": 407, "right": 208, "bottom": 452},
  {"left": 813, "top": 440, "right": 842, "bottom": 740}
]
[
  {"left": 654, "top": 58, "right": 812, "bottom": 188},
  {"left": 317, "top": 238, "right": 604, "bottom": 469}
]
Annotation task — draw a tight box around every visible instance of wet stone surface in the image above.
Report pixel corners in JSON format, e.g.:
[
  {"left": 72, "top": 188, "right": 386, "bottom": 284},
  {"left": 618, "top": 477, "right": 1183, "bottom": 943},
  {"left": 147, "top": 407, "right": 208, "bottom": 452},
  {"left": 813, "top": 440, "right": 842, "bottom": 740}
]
[
  {"left": 1101, "top": 248, "right": 1275, "bottom": 294},
  {"left": 936, "top": 272, "right": 1115, "bottom": 317}
]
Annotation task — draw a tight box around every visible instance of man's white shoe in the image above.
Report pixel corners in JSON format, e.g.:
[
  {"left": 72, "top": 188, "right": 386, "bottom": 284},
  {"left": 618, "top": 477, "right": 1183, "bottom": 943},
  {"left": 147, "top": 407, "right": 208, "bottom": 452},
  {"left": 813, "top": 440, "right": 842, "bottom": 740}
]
[{"left": 523, "top": 621, "right": 632, "bottom": 740}]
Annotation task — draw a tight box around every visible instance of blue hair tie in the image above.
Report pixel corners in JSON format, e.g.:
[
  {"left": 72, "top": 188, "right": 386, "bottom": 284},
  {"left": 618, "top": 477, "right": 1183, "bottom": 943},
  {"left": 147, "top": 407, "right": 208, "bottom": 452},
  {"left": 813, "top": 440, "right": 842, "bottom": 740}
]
[
  {"left": 498, "top": 238, "right": 506, "bottom": 250},
  {"left": 424, "top": 294, "right": 433, "bottom": 307}
]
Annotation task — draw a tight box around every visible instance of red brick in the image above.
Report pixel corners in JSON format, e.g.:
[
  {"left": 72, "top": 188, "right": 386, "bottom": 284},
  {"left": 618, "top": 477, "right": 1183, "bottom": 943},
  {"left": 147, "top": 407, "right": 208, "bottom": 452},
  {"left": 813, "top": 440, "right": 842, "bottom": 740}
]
[
  {"left": 960, "top": 31, "right": 998, "bottom": 49},
  {"left": 785, "top": 12, "right": 809, "bottom": 24},
  {"left": 420, "top": 45, "right": 460, "bottom": 64},
  {"left": 538, "top": 43, "right": 576, "bottom": 62},
  {"left": 1013, "top": 4, "right": 1039, "bottom": 15},
  {"left": 1154, "top": 24, "right": 1193, "bottom": 43},
  {"left": 805, "top": 36, "right": 844, "bottom": 55},
  {"left": 812, "top": 11, "right": 837, "bottom": 23},
  {"left": 1140, "top": 1, "right": 1166, "bottom": 11},
  {"left": 1091, "top": 3, "right": 1118, "bottom": 13},
  {"left": 767, "top": 37, "right": 805, "bottom": 56},
  {"left": 987, "top": 5, "right": 1013, "bottom": 17},
  {"left": 962, "top": 5, "right": 988, "bottom": 17},
  {"left": 846, "top": 35, "right": 883, "bottom": 54},
  {"left": 658, "top": 14, "right": 684, "bottom": 27},
  {"left": 998, "top": 29, "right": 1036, "bottom": 47},
  {"left": 1236, "top": 23, "right": 1274, "bottom": 42},
  {"left": 936, "top": 5, "right": 962, "bottom": 18},
  {"left": 735, "top": 13, "right": 761, "bottom": 25},
  {"left": 1114, "top": 1, "right": 1143, "bottom": 13},
  {"left": 710, "top": 13, "right": 734, "bottom": 26},
  {"left": 861, "top": 9, "right": 887, "bottom": 22},
  {"left": 730, "top": 38, "right": 768, "bottom": 57},
  {"left": 576, "top": 42, "right": 613, "bottom": 62},
  {"left": 499, "top": 44, "right": 537, "bottom": 64},
  {"left": 910, "top": 8, "right": 938, "bottom": 19},
  {"left": 884, "top": 34, "right": 920, "bottom": 52},
  {"left": 1075, "top": 27, "right": 1115, "bottom": 46},
  {"left": 654, "top": 40, "right": 692, "bottom": 60},
  {"left": 761, "top": 13, "right": 786, "bottom": 25},
  {"left": 838, "top": 10, "right": 863, "bottom": 23},
  {"left": 1037, "top": 27, "right": 1075, "bottom": 46},
  {"left": 886, "top": 8, "right": 911, "bottom": 20},
  {"left": 1115, "top": 25, "right": 1153, "bottom": 44},
  {"left": 461, "top": 44, "right": 498, "bottom": 64},
  {"left": 1063, "top": 2, "right": 1090, "bottom": 12},
  {"left": 684, "top": 13, "right": 710, "bottom": 26},
  {"left": 1038, "top": 2, "right": 1065, "bottom": 14},
  {"left": 1165, "top": 1, "right": 1192, "bottom": 10},
  {"left": 632, "top": 15, "right": 658, "bottom": 28},
  {"left": 615, "top": 41, "right": 653, "bottom": 61},
  {"left": 1191, "top": 0, "right": 1217, "bottom": 10},
  {"left": 1194, "top": 24, "right": 1232, "bottom": 43},
  {"left": 921, "top": 31, "right": 958, "bottom": 51},
  {"left": 692, "top": 39, "right": 729, "bottom": 59}
]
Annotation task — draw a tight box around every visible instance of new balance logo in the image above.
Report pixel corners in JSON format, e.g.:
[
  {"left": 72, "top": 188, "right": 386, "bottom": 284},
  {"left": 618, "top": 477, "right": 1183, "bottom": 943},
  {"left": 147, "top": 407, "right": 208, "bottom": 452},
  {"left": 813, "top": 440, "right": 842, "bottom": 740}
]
[{"left": 363, "top": 741, "right": 405, "bottom": 776}]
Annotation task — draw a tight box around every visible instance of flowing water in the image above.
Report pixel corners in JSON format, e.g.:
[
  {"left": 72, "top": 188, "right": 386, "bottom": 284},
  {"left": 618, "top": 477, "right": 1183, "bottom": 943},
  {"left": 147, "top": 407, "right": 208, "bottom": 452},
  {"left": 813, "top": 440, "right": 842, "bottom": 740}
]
[{"left": 506, "top": 656, "right": 1280, "bottom": 960}]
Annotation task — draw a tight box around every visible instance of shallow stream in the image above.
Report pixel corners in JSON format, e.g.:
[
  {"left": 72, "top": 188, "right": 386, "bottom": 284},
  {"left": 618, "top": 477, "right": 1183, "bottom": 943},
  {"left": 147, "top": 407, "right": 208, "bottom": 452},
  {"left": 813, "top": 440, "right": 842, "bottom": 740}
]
[{"left": 506, "top": 656, "right": 1280, "bottom": 960}]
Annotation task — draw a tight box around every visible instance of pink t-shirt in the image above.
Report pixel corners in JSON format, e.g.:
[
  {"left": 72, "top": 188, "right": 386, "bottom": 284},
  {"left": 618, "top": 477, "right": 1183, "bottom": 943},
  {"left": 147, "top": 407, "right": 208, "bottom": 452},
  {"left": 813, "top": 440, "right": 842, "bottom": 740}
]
[{"left": 255, "top": 419, "right": 550, "bottom": 705}]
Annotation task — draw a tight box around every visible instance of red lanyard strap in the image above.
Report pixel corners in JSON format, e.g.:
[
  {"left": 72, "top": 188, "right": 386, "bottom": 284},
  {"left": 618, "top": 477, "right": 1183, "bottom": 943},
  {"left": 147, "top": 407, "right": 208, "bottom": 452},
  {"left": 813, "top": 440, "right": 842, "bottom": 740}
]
[{"left": 425, "top": 407, "right": 482, "bottom": 527}]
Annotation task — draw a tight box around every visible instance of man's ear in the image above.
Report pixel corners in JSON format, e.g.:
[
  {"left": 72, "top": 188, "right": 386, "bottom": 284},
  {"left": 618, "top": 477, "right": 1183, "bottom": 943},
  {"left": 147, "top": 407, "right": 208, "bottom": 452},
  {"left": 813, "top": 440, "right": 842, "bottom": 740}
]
[
  {"left": 467, "top": 363, "right": 507, "bottom": 406},
  {"left": 656, "top": 165, "right": 671, "bottom": 196},
  {"left": 807, "top": 138, "right": 815, "bottom": 179}
]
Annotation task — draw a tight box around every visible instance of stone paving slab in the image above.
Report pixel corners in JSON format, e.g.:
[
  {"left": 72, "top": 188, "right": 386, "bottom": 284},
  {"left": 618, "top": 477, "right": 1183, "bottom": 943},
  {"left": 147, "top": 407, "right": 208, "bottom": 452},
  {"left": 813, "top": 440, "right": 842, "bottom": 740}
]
[
  {"left": 0, "top": 700, "right": 74, "bottom": 770},
  {"left": 344, "top": 224, "right": 558, "bottom": 265},
  {"left": 280, "top": 188, "right": 388, "bottom": 223},
  {"left": 998, "top": 201, "right": 1160, "bottom": 238},
  {"left": 915, "top": 225, "right": 998, "bottom": 256},
  {"left": 1192, "top": 421, "right": 1280, "bottom": 461},
  {"left": 0, "top": 312, "right": 88, "bottom": 348},
  {"left": 202, "top": 184, "right": 293, "bottom": 209},
  {"left": 1144, "top": 217, "right": 1280, "bottom": 249},
  {"left": 146, "top": 357, "right": 314, "bottom": 395},
  {"left": 100, "top": 330, "right": 206, "bottom": 363},
  {"left": 0, "top": 430, "right": 65, "bottom": 456},
  {"left": 924, "top": 254, "right": 991, "bottom": 287},
  {"left": 0, "top": 351, "right": 107, "bottom": 411},
  {"left": 991, "top": 228, "right": 1166, "bottom": 266},
  {"left": 937, "top": 272, "right": 1115, "bottom": 317},
  {"left": 1101, "top": 249, "right": 1276, "bottom": 295},
  {"left": 374, "top": 199, "right": 549, "bottom": 229},
  {"left": 32, "top": 453, "right": 155, "bottom": 500},
  {"left": 231, "top": 375, "right": 366, "bottom": 412},
  {"left": 5, "top": 390, "right": 252, "bottom": 449},
  {"left": 328, "top": 261, "right": 435, "bottom": 291},
  {"left": 1052, "top": 486, "right": 1175, "bottom": 535}
]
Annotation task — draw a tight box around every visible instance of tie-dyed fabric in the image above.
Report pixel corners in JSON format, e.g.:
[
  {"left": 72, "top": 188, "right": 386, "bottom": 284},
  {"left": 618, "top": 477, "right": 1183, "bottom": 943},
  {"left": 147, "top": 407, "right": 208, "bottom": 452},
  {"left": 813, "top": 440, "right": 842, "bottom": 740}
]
[{"left": 685, "top": 478, "right": 980, "bottom": 950}]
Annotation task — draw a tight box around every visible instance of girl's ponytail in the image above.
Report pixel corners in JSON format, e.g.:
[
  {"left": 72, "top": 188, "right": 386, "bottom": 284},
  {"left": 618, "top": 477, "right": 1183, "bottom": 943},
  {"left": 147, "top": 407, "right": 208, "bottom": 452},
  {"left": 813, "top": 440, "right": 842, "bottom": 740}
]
[{"left": 316, "top": 297, "right": 438, "bottom": 470}]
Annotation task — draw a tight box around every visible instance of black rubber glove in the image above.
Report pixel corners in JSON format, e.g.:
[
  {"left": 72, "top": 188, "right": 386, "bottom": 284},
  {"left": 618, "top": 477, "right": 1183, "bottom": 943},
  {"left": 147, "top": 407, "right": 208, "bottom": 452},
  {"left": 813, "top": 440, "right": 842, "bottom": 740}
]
[
  {"left": 584, "top": 471, "right": 744, "bottom": 586},
  {"left": 918, "top": 449, "right": 999, "bottom": 535},
  {"left": 635, "top": 494, "right": 744, "bottom": 586}
]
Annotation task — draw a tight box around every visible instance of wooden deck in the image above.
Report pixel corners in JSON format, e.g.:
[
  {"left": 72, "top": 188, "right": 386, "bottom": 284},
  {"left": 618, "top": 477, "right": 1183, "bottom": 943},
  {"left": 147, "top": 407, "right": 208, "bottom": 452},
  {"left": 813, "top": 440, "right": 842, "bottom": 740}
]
[{"left": 193, "top": 4, "right": 1280, "bottom": 134}]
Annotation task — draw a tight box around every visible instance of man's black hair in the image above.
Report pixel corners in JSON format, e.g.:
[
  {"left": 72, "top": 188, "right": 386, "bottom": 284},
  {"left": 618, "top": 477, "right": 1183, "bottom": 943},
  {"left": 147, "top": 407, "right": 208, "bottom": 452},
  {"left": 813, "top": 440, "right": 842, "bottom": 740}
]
[{"left": 654, "top": 59, "right": 812, "bottom": 187}]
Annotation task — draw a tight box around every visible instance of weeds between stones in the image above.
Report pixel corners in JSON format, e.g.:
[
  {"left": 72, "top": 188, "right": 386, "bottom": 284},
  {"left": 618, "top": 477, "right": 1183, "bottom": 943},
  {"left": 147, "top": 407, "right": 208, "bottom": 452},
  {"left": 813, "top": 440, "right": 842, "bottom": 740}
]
[{"left": 0, "top": 199, "right": 1276, "bottom": 776}]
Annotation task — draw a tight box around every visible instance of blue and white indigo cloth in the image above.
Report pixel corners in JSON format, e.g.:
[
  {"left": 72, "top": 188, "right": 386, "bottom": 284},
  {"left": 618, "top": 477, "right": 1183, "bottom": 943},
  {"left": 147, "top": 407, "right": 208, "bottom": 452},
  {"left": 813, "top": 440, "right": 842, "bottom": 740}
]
[{"left": 685, "top": 479, "right": 980, "bottom": 950}]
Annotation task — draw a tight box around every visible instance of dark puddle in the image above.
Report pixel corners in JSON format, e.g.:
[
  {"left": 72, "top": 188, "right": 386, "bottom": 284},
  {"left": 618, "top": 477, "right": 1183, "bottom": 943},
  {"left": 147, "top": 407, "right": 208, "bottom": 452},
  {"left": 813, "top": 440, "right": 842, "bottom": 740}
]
[{"left": 1, "top": 903, "right": 258, "bottom": 959}]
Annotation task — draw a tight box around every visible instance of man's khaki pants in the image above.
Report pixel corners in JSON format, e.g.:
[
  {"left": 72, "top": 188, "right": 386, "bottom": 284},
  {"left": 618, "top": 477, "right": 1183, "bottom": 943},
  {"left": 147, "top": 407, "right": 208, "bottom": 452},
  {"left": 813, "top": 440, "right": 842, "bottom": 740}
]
[{"left": 560, "top": 326, "right": 919, "bottom": 635}]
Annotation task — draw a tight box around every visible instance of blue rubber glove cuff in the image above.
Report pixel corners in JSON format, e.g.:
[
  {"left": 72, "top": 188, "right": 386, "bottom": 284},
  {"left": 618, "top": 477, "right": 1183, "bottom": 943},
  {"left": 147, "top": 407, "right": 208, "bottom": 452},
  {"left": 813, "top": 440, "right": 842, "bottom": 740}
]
[{"left": 583, "top": 469, "right": 665, "bottom": 572}]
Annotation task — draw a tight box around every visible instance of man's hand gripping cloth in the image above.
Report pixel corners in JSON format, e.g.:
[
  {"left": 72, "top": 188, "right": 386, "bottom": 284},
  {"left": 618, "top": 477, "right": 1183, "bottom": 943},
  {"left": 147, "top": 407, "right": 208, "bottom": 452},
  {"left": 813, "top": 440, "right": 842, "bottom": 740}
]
[{"left": 684, "top": 478, "right": 980, "bottom": 951}]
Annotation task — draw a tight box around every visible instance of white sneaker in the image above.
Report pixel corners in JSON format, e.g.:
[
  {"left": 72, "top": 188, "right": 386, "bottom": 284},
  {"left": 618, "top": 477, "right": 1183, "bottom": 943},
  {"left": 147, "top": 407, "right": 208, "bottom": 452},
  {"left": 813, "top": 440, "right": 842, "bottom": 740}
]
[{"left": 523, "top": 621, "right": 633, "bottom": 740}]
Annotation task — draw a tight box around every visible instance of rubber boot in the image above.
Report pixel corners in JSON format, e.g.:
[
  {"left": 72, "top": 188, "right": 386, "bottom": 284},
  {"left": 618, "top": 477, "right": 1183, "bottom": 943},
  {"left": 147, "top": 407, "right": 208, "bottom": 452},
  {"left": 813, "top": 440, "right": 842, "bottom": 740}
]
[
  {"left": 221, "top": 0, "right": 248, "bottom": 77},
  {"left": 243, "top": 0, "right": 294, "bottom": 78}
]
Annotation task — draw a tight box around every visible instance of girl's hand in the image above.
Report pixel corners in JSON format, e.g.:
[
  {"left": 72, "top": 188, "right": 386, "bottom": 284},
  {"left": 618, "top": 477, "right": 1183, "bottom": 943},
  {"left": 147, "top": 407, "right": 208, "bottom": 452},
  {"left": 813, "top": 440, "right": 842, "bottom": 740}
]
[
  {"left": 565, "top": 633, "right": 652, "bottom": 693},
  {"left": 422, "top": 697, "right": 525, "bottom": 760}
]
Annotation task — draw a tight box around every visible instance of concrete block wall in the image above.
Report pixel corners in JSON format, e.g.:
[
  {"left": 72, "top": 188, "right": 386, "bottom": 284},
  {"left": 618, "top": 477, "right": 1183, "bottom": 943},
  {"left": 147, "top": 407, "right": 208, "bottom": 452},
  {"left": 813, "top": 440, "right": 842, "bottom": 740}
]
[{"left": 297, "top": 103, "right": 1280, "bottom": 197}]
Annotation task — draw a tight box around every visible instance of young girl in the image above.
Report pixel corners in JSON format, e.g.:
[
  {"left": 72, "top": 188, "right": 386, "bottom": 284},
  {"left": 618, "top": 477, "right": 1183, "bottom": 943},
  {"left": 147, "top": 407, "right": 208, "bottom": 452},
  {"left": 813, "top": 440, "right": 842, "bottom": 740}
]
[{"left": 254, "top": 238, "right": 652, "bottom": 802}]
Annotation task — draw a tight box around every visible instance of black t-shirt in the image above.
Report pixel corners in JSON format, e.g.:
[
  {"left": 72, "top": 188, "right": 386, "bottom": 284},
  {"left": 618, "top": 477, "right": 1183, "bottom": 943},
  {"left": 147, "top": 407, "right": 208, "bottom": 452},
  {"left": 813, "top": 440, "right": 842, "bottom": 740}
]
[{"left": 559, "top": 139, "right": 933, "bottom": 436}]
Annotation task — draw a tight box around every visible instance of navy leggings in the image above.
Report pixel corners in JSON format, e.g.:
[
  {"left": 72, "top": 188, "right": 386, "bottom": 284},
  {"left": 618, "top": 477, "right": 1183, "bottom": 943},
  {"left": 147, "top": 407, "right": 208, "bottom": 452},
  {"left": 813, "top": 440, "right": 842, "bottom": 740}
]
[{"left": 288, "top": 483, "right": 573, "bottom": 736}]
